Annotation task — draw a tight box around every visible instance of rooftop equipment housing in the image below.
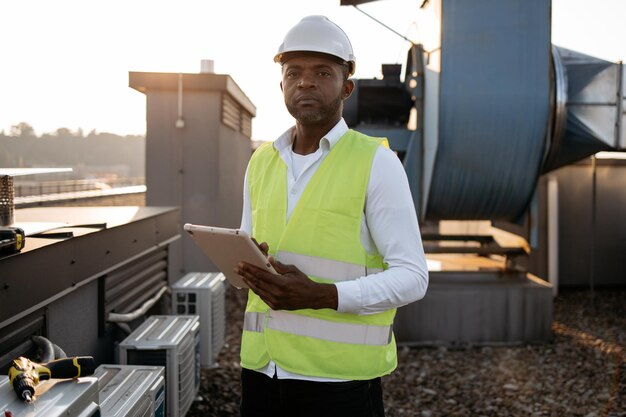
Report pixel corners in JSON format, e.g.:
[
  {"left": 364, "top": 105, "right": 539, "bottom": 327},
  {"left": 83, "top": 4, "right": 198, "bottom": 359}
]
[
  {"left": 0, "top": 375, "right": 100, "bottom": 417},
  {"left": 129, "top": 69, "right": 256, "bottom": 281},
  {"left": 119, "top": 315, "right": 200, "bottom": 417},
  {"left": 171, "top": 272, "right": 226, "bottom": 368},
  {"left": 95, "top": 364, "right": 166, "bottom": 417}
]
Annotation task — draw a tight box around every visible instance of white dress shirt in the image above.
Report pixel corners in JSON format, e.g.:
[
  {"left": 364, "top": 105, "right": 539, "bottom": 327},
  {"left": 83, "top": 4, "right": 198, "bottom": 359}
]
[{"left": 240, "top": 118, "right": 429, "bottom": 381}]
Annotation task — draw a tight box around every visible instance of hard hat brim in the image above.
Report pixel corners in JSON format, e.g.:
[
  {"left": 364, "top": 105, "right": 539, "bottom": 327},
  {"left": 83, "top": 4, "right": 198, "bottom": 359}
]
[{"left": 274, "top": 51, "right": 355, "bottom": 76}]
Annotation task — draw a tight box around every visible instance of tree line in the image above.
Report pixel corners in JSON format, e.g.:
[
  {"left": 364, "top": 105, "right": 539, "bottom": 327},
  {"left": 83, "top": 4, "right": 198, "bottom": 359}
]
[{"left": 0, "top": 122, "right": 145, "bottom": 178}]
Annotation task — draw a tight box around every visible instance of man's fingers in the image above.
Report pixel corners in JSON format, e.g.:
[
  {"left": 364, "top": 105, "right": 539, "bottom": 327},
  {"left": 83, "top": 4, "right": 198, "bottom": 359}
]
[
  {"left": 251, "top": 238, "right": 270, "bottom": 256},
  {"left": 241, "top": 274, "right": 277, "bottom": 309},
  {"left": 237, "top": 261, "right": 282, "bottom": 291},
  {"left": 268, "top": 257, "right": 295, "bottom": 275},
  {"left": 259, "top": 242, "right": 269, "bottom": 255},
  {"left": 237, "top": 261, "right": 272, "bottom": 280}
]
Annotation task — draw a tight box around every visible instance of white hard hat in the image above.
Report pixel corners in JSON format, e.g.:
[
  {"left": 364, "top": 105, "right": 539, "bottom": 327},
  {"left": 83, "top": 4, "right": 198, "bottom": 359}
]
[{"left": 274, "top": 15, "right": 356, "bottom": 75}]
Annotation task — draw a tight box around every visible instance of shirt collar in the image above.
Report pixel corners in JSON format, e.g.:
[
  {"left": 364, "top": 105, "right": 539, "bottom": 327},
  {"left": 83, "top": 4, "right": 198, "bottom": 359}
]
[{"left": 273, "top": 118, "right": 349, "bottom": 152}]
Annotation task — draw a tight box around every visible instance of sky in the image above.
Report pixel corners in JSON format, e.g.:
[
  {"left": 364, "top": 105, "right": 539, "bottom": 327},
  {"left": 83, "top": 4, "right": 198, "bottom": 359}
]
[{"left": 1, "top": 0, "right": 625, "bottom": 141}]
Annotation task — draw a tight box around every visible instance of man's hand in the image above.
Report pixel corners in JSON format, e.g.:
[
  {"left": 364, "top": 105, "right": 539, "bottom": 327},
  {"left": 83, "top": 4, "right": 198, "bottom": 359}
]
[
  {"left": 234, "top": 256, "right": 338, "bottom": 311},
  {"left": 250, "top": 238, "right": 269, "bottom": 256}
]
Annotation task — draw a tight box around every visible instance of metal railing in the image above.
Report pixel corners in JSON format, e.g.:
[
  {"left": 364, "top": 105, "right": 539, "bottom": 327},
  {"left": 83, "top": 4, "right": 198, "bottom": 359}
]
[{"left": 14, "top": 177, "right": 145, "bottom": 197}]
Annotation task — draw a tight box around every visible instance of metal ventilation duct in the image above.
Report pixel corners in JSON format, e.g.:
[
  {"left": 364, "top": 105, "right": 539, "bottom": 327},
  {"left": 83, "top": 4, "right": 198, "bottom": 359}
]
[
  {"left": 422, "top": 0, "right": 551, "bottom": 222},
  {"left": 343, "top": 0, "right": 625, "bottom": 223},
  {"left": 542, "top": 46, "right": 624, "bottom": 172}
]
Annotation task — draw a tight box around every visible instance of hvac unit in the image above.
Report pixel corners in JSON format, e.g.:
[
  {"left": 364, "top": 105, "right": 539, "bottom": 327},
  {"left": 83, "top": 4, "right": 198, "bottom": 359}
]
[
  {"left": 95, "top": 364, "right": 165, "bottom": 417},
  {"left": 171, "top": 272, "right": 226, "bottom": 368},
  {"left": 119, "top": 315, "right": 200, "bottom": 417},
  {"left": 0, "top": 375, "right": 99, "bottom": 417}
]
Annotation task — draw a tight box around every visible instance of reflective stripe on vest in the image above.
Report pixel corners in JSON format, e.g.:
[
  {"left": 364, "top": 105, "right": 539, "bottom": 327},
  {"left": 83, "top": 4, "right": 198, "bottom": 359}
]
[
  {"left": 243, "top": 312, "right": 265, "bottom": 333},
  {"left": 244, "top": 310, "right": 392, "bottom": 346},
  {"left": 277, "top": 251, "right": 383, "bottom": 282}
]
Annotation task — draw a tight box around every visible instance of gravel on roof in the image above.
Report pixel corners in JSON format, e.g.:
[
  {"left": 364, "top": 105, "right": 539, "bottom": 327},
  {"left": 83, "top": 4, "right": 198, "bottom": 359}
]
[{"left": 188, "top": 288, "right": 625, "bottom": 417}]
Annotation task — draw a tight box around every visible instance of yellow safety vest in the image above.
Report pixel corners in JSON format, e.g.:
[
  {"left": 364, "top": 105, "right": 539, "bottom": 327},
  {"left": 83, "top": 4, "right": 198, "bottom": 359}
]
[{"left": 240, "top": 129, "right": 397, "bottom": 380}]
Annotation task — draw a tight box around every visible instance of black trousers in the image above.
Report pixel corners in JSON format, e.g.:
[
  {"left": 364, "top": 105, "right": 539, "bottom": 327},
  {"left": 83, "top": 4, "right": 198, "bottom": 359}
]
[{"left": 240, "top": 368, "right": 386, "bottom": 417}]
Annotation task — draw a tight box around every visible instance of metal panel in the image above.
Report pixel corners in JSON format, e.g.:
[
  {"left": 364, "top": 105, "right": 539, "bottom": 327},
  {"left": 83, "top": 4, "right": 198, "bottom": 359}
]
[
  {"left": 95, "top": 365, "right": 165, "bottom": 417},
  {"left": 104, "top": 248, "right": 168, "bottom": 315},
  {"left": 593, "top": 162, "right": 626, "bottom": 284},
  {"left": 394, "top": 272, "right": 553, "bottom": 345},
  {"left": 0, "top": 207, "right": 179, "bottom": 329},
  {"left": 567, "top": 105, "right": 616, "bottom": 148},
  {"left": 119, "top": 315, "right": 200, "bottom": 417},
  {"left": 545, "top": 47, "right": 622, "bottom": 170},
  {"left": 47, "top": 280, "right": 100, "bottom": 359},
  {"left": 0, "top": 311, "right": 45, "bottom": 373},
  {"left": 564, "top": 52, "right": 617, "bottom": 103},
  {"left": 550, "top": 160, "right": 626, "bottom": 286},
  {"left": 171, "top": 272, "right": 225, "bottom": 367},
  {"left": 0, "top": 375, "right": 99, "bottom": 417},
  {"left": 222, "top": 93, "right": 242, "bottom": 131},
  {"left": 424, "top": 0, "right": 551, "bottom": 221},
  {"left": 622, "top": 65, "right": 626, "bottom": 149},
  {"left": 421, "top": 0, "right": 441, "bottom": 219}
]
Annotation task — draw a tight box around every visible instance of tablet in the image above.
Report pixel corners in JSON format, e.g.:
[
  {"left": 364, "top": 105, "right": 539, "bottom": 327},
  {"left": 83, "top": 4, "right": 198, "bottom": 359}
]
[{"left": 183, "top": 223, "right": 276, "bottom": 289}]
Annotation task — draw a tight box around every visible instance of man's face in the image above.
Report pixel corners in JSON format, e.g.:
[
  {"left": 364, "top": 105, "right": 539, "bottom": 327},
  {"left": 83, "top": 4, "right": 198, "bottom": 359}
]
[{"left": 281, "top": 54, "right": 352, "bottom": 125}]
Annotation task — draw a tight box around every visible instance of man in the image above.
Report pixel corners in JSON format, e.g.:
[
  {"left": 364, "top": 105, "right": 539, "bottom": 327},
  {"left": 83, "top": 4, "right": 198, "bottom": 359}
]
[{"left": 234, "top": 15, "right": 428, "bottom": 417}]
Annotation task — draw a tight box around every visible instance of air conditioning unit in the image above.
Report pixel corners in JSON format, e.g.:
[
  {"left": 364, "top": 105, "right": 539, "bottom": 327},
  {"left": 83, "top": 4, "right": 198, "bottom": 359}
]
[
  {"left": 119, "top": 315, "right": 200, "bottom": 417},
  {"left": 94, "top": 364, "right": 165, "bottom": 417},
  {"left": 171, "top": 272, "right": 226, "bottom": 368},
  {"left": 0, "top": 375, "right": 99, "bottom": 417}
]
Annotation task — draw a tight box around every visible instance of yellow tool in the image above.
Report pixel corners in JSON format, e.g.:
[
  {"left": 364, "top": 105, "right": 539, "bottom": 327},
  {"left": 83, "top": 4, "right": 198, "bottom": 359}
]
[
  {"left": 8, "top": 356, "right": 96, "bottom": 402},
  {"left": 0, "top": 227, "right": 25, "bottom": 254}
]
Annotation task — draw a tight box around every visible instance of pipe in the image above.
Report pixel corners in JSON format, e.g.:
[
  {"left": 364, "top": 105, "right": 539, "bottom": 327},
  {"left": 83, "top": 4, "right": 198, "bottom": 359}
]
[
  {"left": 31, "top": 335, "right": 54, "bottom": 363},
  {"left": 114, "top": 322, "right": 132, "bottom": 335},
  {"left": 590, "top": 155, "right": 597, "bottom": 296},
  {"left": 547, "top": 176, "right": 559, "bottom": 297},
  {"left": 53, "top": 343, "right": 67, "bottom": 359},
  {"left": 107, "top": 285, "right": 169, "bottom": 323},
  {"left": 31, "top": 335, "right": 66, "bottom": 361},
  {"left": 176, "top": 73, "right": 185, "bottom": 129}
]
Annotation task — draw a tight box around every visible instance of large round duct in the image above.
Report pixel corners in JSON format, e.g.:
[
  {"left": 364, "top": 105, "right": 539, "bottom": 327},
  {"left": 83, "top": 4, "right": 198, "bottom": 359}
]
[
  {"left": 421, "top": 0, "right": 551, "bottom": 222},
  {"left": 345, "top": 0, "right": 624, "bottom": 223}
]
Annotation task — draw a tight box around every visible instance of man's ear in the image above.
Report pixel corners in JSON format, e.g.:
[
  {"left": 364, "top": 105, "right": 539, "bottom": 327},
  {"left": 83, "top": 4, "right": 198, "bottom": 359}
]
[
  {"left": 342, "top": 79, "right": 355, "bottom": 100},
  {"left": 280, "top": 81, "right": 283, "bottom": 92}
]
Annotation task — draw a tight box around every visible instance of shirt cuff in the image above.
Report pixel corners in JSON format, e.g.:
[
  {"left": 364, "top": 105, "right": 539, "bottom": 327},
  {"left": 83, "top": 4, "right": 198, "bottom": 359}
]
[{"left": 335, "top": 280, "right": 363, "bottom": 314}]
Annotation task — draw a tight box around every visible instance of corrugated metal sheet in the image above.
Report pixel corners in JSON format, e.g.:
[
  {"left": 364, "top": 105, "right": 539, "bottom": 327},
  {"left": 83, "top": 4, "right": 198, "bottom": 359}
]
[{"left": 104, "top": 248, "right": 168, "bottom": 316}]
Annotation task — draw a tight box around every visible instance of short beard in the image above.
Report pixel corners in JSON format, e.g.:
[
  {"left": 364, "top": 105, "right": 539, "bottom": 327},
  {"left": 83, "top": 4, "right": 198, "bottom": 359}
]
[{"left": 286, "top": 94, "right": 343, "bottom": 125}]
